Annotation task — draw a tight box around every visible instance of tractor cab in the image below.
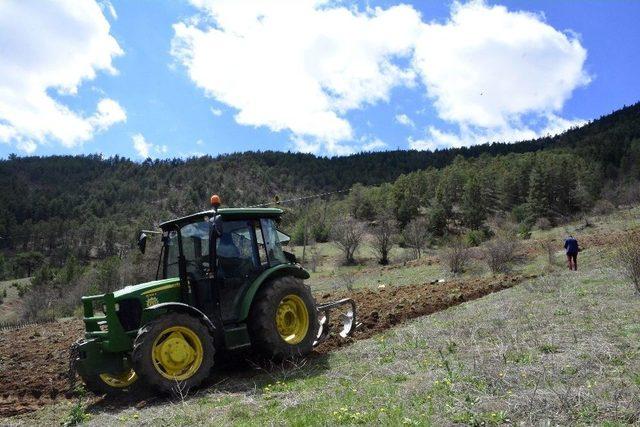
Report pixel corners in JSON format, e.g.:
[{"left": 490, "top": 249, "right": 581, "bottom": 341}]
[{"left": 152, "top": 205, "right": 297, "bottom": 324}]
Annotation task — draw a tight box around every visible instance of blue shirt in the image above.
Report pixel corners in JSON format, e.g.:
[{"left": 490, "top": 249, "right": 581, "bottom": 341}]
[{"left": 564, "top": 238, "right": 579, "bottom": 255}]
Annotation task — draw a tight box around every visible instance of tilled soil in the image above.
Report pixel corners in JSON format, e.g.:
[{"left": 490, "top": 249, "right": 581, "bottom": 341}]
[
  {"left": 0, "top": 320, "right": 84, "bottom": 417},
  {"left": 0, "top": 274, "right": 527, "bottom": 418},
  {"left": 315, "top": 274, "right": 526, "bottom": 353}
]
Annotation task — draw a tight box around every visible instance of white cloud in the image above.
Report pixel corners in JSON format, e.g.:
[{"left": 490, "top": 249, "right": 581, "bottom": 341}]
[
  {"left": 132, "top": 134, "right": 171, "bottom": 159},
  {"left": 292, "top": 137, "right": 322, "bottom": 154},
  {"left": 395, "top": 113, "right": 415, "bottom": 128},
  {"left": 89, "top": 98, "right": 127, "bottom": 131},
  {"left": 172, "top": 0, "right": 422, "bottom": 155},
  {"left": 132, "top": 134, "right": 152, "bottom": 158},
  {"left": 412, "top": 0, "right": 589, "bottom": 146},
  {"left": 0, "top": 0, "right": 124, "bottom": 153},
  {"left": 100, "top": 0, "right": 117, "bottom": 19},
  {"left": 409, "top": 114, "right": 586, "bottom": 151},
  {"left": 362, "top": 138, "right": 387, "bottom": 151},
  {"left": 210, "top": 108, "right": 223, "bottom": 117},
  {"left": 174, "top": 0, "right": 589, "bottom": 154},
  {"left": 16, "top": 140, "right": 37, "bottom": 155}
]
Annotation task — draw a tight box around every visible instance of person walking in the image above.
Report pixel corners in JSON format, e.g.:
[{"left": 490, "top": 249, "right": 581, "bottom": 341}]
[{"left": 564, "top": 235, "right": 580, "bottom": 271}]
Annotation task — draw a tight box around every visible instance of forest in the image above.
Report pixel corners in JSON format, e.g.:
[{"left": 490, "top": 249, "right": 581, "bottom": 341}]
[{"left": 0, "top": 102, "right": 639, "bottom": 319}]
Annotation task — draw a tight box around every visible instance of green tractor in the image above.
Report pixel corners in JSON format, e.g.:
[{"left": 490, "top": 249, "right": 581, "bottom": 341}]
[{"left": 71, "top": 196, "right": 355, "bottom": 394}]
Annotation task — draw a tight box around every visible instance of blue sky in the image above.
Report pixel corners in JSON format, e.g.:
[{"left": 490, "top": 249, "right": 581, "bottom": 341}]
[{"left": 0, "top": 0, "right": 638, "bottom": 159}]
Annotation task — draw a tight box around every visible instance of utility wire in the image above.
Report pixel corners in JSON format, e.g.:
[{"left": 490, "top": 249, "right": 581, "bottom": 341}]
[
  {"left": 248, "top": 188, "right": 350, "bottom": 208},
  {"left": 0, "top": 188, "right": 352, "bottom": 240}
]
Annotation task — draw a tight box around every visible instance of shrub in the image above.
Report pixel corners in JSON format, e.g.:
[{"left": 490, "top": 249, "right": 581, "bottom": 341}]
[
  {"left": 441, "top": 238, "right": 470, "bottom": 275},
  {"left": 403, "top": 217, "right": 431, "bottom": 259},
  {"left": 483, "top": 236, "right": 520, "bottom": 273},
  {"left": 618, "top": 233, "right": 640, "bottom": 295},
  {"left": 518, "top": 223, "right": 532, "bottom": 240},
  {"left": 427, "top": 203, "right": 448, "bottom": 236},
  {"left": 541, "top": 238, "right": 557, "bottom": 267},
  {"left": 535, "top": 217, "right": 552, "bottom": 230},
  {"left": 591, "top": 199, "right": 615, "bottom": 215},
  {"left": 466, "top": 228, "right": 491, "bottom": 247},
  {"left": 511, "top": 204, "right": 529, "bottom": 224}
]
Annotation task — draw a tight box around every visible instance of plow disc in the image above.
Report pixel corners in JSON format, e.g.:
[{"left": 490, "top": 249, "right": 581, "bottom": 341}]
[{"left": 314, "top": 298, "right": 357, "bottom": 346}]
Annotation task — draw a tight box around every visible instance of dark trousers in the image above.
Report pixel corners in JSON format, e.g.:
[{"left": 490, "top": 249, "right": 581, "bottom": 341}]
[{"left": 567, "top": 253, "right": 577, "bottom": 271}]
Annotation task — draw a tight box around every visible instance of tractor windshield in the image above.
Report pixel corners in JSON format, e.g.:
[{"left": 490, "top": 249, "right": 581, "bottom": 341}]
[{"left": 164, "top": 221, "right": 211, "bottom": 280}]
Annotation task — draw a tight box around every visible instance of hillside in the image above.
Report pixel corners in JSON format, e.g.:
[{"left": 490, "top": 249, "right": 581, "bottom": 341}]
[{"left": 0, "top": 102, "right": 639, "bottom": 254}]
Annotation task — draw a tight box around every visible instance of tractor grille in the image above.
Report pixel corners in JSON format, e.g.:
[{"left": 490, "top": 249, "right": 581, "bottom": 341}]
[{"left": 116, "top": 298, "right": 142, "bottom": 331}]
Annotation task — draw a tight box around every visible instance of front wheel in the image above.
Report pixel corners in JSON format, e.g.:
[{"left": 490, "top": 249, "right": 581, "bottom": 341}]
[
  {"left": 132, "top": 312, "right": 215, "bottom": 393},
  {"left": 249, "top": 276, "right": 319, "bottom": 359},
  {"left": 79, "top": 368, "right": 138, "bottom": 395}
]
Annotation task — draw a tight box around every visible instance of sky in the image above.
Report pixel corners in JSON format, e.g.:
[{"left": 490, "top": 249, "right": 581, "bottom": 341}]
[{"left": 0, "top": 0, "right": 638, "bottom": 159}]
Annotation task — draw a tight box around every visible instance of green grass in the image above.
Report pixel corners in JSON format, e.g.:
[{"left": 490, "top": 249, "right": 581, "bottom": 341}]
[
  {"left": 6, "top": 208, "right": 640, "bottom": 425},
  {"left": 291, "top": 241, "right": 488, "bottom": 294},
  {"left": 10, "top": 241, "right": 640, "bottom": 426}
]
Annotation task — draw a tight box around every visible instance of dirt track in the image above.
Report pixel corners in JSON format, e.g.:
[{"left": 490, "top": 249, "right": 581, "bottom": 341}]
[{"left": 0, "top": 273, "right": 530, "bottom": 418}]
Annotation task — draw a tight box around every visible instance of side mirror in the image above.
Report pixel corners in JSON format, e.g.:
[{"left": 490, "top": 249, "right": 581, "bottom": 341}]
[{"left": 137, "top": 231, "right": 147, "bottom": 254}]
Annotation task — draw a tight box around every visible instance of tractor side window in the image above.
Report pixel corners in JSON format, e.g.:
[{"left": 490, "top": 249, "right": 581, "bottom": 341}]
[
  {"left": 261, "top": 219, "right": 287, "bottom": 266},
  {"left": 216, "top": 220, "right": 257, "bottom": 278},
  {"left": 180, "top": 221, "right": 211, "bottom": 280},
  {"left": 165, "top": 231, "right": 179, "bottom": 279},
  {"left": 254, "top": 221, "right": 268, "bottom": 267}
]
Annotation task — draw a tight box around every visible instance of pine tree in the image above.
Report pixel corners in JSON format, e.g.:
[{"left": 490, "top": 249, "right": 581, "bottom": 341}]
[
  {"left": 527, "top": 168, "right": 549, "bottom": 222},
  {"left": 461, "top": 175, "right": 486, "bottom": 229}
]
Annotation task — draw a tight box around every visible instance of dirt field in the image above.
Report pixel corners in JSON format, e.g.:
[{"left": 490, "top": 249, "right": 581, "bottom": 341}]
[{"left": 0, "top": 274, "right": 528, "bottom": 418}]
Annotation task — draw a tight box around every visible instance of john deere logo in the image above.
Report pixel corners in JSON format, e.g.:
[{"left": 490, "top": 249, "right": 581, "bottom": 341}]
[{"left": 146, "top": 295, "right": 159, "bottom": 308}]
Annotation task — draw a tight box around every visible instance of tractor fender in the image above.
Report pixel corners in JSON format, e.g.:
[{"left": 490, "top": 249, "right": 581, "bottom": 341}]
[
  {"left": 237, "top": 263, "right": 310, "bottom": 322},
  {"left": 143, "top": 302, "right": 216, "bottom": 333}
]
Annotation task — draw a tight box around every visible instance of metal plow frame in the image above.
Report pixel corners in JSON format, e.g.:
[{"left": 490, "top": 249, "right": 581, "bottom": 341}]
[{"left": 313, "top": 298, "right": 357, "bottom": 346}]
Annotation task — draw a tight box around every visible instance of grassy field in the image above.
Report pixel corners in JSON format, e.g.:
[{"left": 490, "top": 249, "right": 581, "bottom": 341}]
[
  {"left": 3, "top": 207, "right": 639, "bottom": 425},
  {"left": 9, "top": 215, "right": 639, "bottom": 425}
]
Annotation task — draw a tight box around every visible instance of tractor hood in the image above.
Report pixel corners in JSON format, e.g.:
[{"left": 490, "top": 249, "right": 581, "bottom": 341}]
[{"left": 113, "top": 277, "right": 180, "bottom": 300}]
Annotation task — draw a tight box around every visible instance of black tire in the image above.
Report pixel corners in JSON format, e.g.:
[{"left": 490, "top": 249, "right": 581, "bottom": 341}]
[
  {"left": 78, "top": 368, "right": 139, "bottom": 395},
  {"left": 132, "top": 312, "right": 215, "bottom": 394},
  {"left": 249, "top": 276, "right": 319, "bottom": 359}
]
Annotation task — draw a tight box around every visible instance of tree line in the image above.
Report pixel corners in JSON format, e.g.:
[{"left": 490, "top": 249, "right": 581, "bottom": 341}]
[{"left": 0, "top": 102, "right": 639, "bottom": 277}]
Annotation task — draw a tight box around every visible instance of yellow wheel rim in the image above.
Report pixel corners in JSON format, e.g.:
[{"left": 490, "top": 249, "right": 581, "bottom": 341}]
[
  {"left": 99, "top": 369, "right": 138, "bottom": 388},
  {"left": 276, "top": 294, "right": 310, "bottom": 345},
  {"left": 151, "top": 326, "right": 204, "bottom": 381}
]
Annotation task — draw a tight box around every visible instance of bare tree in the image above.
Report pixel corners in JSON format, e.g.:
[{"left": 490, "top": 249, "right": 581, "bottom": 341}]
[
  {"left": 403, "top": 217, "right": 430, "bottom": 259},
  {"left": 483, "top": 234, "right": 520, "bottom": 274},
  {"left": 619, "top": 233, "right": 640, "bottom": 295},
  {"left": 370, "top": 211, "right": 399, "bottom": 265},
  {"left": 441, "top": 237, "right": 470, "bottom": 275},
  {"left": 331, "top": 215, "right": 365, "bottom": 265}
]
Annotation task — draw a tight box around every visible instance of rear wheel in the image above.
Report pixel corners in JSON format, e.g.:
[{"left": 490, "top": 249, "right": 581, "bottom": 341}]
[
  {"left": 249, "top": 276, "right": 318, "bottom": 359},
  {"left": 132, "top": 312, "right": 214, "bottom": 393},
  {"left": 79, "top": 368, "right": 138, "bottom": 395}
]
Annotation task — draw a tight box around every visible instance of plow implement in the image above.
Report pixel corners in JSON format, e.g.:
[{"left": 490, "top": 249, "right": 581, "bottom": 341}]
[{"left": 314, "top": 298, "right": 357, "bottom": 346}]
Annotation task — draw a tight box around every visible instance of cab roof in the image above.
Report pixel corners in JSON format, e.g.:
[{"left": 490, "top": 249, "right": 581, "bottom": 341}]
[{"left": 159, "top": 207, "right": 283, "bottom": 230}]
